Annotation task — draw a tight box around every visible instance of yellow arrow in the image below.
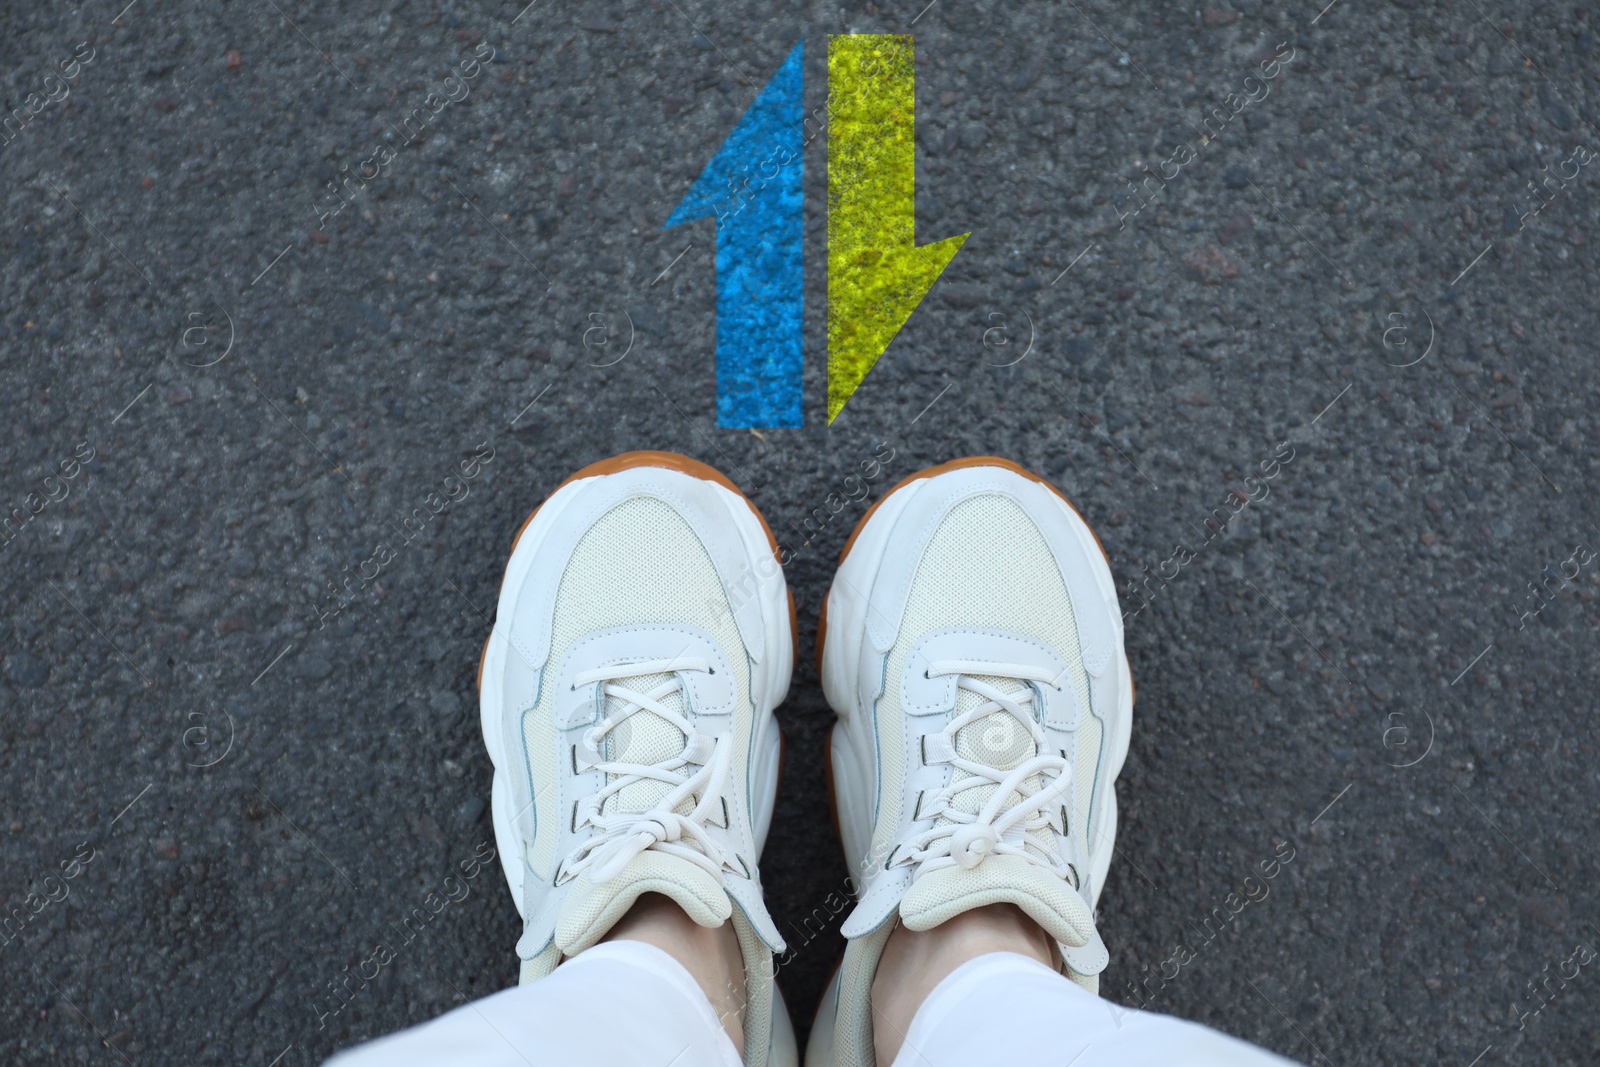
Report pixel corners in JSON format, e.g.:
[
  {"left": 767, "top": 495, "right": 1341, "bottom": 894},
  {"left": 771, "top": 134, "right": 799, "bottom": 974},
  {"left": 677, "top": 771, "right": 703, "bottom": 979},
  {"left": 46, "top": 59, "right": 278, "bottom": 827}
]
[{"left": 827, "top": 35, "right": 968, "bottom": 423}]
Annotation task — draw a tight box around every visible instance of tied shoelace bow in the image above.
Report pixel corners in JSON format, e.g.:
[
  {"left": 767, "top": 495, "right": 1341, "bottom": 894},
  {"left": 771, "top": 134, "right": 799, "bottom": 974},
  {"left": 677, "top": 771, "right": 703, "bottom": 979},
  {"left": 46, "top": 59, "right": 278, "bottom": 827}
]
[
  {"left": 899, "top": 659, "right": 1076, "bottom": 876},
  {"left": 556, "top": 657, "right": 736, "bottom": 886}
]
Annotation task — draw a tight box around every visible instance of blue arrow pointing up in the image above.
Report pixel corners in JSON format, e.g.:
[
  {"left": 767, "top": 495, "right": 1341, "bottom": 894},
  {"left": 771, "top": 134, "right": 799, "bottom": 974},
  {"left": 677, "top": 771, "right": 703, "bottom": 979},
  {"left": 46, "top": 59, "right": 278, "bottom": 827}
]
[{"left": 665, "top": 41, "right": 804, "bottom": 428}]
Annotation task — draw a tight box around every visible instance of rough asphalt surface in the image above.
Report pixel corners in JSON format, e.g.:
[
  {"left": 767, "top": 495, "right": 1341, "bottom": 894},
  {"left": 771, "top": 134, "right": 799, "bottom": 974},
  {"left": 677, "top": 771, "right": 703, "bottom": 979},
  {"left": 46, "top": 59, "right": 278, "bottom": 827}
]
[{"left": 3, "top": 0, "right": 1598, "bottom": 1064}]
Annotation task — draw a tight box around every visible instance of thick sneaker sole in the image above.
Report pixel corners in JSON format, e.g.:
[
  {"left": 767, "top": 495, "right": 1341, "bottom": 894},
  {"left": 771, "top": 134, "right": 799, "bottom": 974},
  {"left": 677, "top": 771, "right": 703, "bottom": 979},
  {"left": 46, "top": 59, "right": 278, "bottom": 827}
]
[{"left": 478, "top": 450, "right": 797, "bottom": 918}]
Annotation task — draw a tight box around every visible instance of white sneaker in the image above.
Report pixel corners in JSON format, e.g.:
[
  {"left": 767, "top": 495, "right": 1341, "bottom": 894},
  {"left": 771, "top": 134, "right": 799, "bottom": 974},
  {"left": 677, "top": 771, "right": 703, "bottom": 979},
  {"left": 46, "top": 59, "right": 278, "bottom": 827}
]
[
  {"left": 478, "top": 451, "right": 798, "bottom": 1067},
  {"left": 809, "top": 456, "right": 1134, "bottom": 1067}
]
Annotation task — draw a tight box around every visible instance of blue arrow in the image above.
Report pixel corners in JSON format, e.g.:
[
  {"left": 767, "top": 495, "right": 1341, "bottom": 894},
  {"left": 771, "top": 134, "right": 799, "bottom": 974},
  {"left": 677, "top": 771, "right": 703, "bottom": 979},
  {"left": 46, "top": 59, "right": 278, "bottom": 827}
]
[{"left": 664, "top": 42, "right": 804, "bottom": 428}]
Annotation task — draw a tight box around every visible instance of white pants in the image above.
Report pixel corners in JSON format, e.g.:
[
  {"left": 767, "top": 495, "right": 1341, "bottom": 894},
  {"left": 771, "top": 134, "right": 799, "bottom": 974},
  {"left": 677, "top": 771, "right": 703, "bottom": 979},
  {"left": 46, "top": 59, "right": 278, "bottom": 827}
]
[{"left": 326, "top": 944, "right": 1300, "bottom": 1067}]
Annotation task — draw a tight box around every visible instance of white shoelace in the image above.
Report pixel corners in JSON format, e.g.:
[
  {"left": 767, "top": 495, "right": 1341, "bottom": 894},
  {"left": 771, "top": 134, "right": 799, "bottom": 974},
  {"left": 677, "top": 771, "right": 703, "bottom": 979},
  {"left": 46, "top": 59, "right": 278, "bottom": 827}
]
[
  {"left": 555, "top": 657, "right": 734, "bottom": 886},
  {"left": 898, "top": 659, "right": 1075, "bottom": 877}
]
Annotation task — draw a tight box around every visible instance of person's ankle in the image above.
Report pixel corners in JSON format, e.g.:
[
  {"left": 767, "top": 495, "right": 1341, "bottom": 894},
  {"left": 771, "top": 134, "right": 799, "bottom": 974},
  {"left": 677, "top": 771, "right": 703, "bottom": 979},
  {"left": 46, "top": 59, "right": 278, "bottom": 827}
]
[
  {"left": 870, "top": 904, "right": 1052, "bottom": 1065},
  {"left": 601, "top": 893, "right": 748, "bottom": 1056}
]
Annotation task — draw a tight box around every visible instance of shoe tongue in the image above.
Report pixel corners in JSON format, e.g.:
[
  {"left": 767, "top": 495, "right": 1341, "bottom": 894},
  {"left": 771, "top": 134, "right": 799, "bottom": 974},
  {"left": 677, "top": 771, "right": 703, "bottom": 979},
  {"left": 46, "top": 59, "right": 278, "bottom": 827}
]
[
  {"left": 606, "top": 672, "right": 689, "bottom": 816},
  {"left": 944, "top": 676, "right": 1055, "bottom": 864},
  {"left": 904, "top": 678, "right": 1093, "bottom": 947},
  {"left": 555, "top": 850, "right": 732, "bottom": 958},
  {"left": 899, "top": 853, "right": 1095, "bottom": 948},
  {"left": 554, "top": 670, "right": 727, "bottom": 958}
]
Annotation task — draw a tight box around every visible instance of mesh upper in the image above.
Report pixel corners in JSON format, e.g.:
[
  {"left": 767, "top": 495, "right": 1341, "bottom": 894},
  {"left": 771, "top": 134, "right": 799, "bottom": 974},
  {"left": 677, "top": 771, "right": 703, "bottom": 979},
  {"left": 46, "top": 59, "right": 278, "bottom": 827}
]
[
  {"left": 871, "top": 494, "right": 1102, "bottom": 866},
  {"left": 522, "top": 495, "right": 752, "bottom": 877}
]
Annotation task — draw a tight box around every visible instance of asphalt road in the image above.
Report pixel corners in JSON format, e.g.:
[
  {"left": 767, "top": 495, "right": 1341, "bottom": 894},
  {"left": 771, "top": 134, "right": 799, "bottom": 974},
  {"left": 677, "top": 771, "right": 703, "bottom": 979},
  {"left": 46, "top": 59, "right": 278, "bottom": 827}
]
[{"left": 2, "top": 1, "right": 1598, "bottom": 1064}]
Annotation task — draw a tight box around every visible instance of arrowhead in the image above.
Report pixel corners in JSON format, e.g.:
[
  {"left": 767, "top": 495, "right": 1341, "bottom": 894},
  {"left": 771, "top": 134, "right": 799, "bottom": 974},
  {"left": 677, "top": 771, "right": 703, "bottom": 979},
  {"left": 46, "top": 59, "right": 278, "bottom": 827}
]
[
  {"left": 827, "top": 231, "right": 967, "bottom": 422},
  {"left": 664, "top": 43, "right": 804, "bottom": 229}
]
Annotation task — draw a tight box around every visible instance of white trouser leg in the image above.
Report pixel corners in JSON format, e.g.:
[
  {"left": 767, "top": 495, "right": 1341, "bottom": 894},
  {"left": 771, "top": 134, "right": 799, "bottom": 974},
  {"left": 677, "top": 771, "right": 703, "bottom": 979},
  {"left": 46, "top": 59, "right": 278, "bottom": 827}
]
[
  {"left": 324, "top": 940, "right": 742, "bottom": 1067},
  {"left": 889, "top": 953, "right": 1303, "bottom": 1067}
]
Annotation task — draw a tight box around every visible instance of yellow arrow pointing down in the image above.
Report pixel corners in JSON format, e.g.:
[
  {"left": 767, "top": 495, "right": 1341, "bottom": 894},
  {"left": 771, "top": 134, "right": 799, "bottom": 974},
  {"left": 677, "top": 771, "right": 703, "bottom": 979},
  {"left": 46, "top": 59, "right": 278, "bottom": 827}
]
[{"left": 827, "top": 35, "right": 969, "bottom": 423}]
